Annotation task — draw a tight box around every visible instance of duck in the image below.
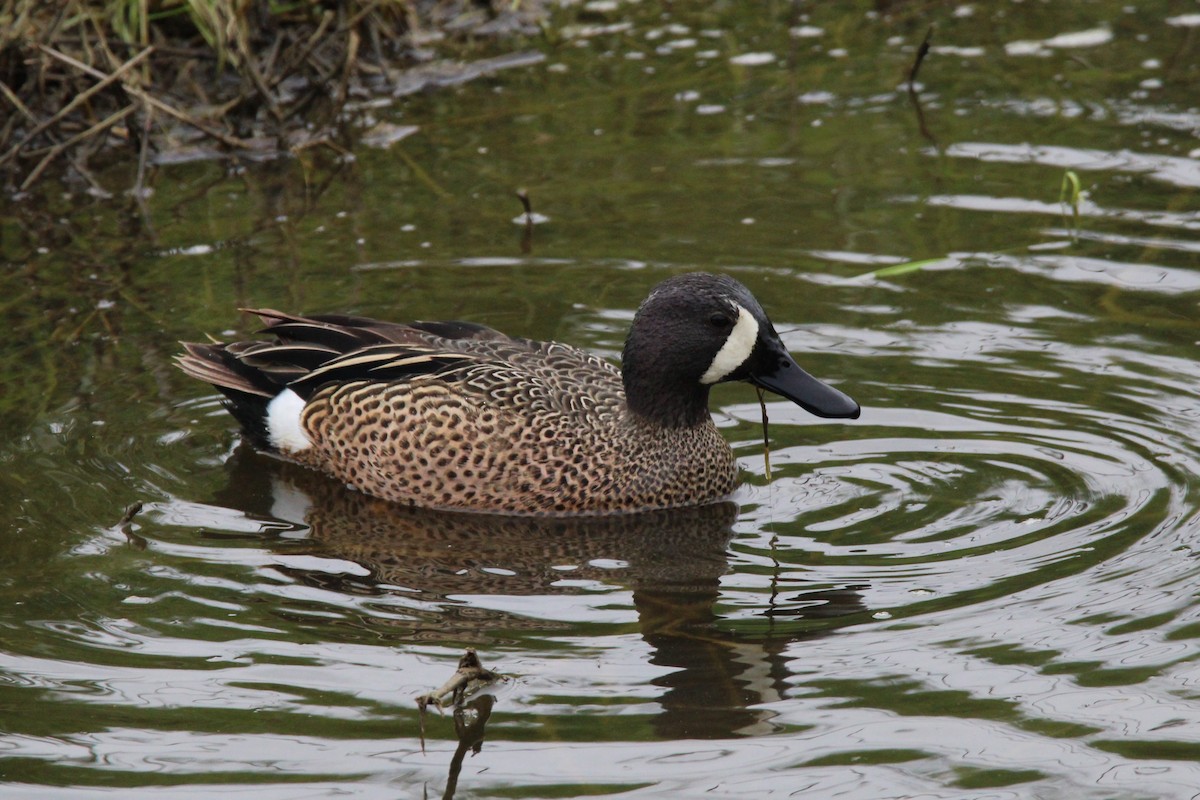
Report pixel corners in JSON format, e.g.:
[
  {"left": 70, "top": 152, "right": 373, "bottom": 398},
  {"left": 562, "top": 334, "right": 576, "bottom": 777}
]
[{"left": 176, "top": 272, "right": 859, "bottom": 516}]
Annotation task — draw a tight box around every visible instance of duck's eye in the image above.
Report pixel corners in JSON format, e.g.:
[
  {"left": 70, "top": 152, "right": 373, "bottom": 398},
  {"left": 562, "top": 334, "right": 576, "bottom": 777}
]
[{"left": 708, "top": 312, "right": 733, "bottom": 330}]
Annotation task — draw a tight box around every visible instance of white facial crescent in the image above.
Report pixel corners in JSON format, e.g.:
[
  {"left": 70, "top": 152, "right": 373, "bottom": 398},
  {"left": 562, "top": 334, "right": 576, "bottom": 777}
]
[{"left": 700, "top": 304, "right": 759, "bottom": 384}]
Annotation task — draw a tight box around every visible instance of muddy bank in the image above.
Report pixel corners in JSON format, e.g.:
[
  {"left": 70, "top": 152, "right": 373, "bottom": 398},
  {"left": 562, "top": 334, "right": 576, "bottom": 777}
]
[{"left": 0, "top": 0, "right": 552, "bottom": 194}]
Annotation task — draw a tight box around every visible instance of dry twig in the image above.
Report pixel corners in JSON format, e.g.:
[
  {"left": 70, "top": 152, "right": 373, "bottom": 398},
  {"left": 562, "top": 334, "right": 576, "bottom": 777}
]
[
  {"left": 415, "top": 649, "right": 503, "bottom": 754},
  {"left": 36, "top": 45, "right": 256, "bottom": 151},
  {"left": 20, "top": 104, "right": 136, "bottom": 190},
  {"left": 908, "top": 26, "right": 933, "bottom": 88}
]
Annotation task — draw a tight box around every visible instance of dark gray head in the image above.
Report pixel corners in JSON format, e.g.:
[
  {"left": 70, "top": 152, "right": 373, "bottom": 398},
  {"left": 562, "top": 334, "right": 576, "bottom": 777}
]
[{"left": 621, "top": 272, "right": 860, "bottom": 428}]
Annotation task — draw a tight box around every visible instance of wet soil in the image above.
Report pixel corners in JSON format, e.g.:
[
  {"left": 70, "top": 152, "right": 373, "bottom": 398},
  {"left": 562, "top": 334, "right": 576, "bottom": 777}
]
[{"left": 0, "top": 0, "right": 552, "bottom": 194}]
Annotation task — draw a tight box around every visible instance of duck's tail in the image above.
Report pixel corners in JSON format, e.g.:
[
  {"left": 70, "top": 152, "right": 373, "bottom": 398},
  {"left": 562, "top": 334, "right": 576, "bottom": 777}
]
[
  {"left": 176, "top": 308, "right": 508, "bottom": 451},
  {"left": 175, "top": 340, "right": 282, "bottom": 449}
]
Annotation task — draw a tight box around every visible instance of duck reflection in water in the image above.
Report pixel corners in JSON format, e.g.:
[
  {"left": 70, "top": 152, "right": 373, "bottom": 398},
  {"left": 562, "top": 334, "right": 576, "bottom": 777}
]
[{"left": 212, "top": 448, "right": 868, "bottom": 791}]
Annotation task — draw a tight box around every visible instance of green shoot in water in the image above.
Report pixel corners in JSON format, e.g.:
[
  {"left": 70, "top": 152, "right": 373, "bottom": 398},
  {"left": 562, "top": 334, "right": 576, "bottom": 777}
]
[{"left": 1060, "top": 169, "right": 1082, "bottom": 232}]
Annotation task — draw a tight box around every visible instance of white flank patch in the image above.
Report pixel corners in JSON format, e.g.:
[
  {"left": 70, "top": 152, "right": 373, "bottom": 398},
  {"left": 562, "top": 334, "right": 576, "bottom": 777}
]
[
  {"left": 266, "top": 389, "right": 313, "bottom": 452},
  {"left": 700, "top": 304, "right": 759, "bottom": 384}
]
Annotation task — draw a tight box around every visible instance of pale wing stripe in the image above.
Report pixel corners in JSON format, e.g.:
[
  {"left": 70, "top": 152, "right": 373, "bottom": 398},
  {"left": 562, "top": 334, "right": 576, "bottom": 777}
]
[
  {"left": 300, "top": 350, "right": 401, "bottom": 382},
  {"left": 369, "top": 353, "right": 478, "bottom": 372}
]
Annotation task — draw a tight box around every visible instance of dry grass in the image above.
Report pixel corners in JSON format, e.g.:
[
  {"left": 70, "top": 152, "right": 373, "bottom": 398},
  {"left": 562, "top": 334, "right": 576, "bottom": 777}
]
[{"left": 0, "top": 0, "right": 540, "bottom": 192}]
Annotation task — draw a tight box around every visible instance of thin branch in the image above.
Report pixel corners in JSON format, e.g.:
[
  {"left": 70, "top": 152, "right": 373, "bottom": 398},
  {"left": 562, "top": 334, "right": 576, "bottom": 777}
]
[
  {"left": 117, "top": 502, "right": 144, "bottom": 528},
  {"left": 270, "top": 9, "right": 335, "bottom": 90},
  {"left": 37, "top": 44, "right": 256, "bottom": 151},
  {"left": 908, "top": 25, "right": 933, "bottom": 89},
  {"left": 240, "top": 42, "right": 284, "bottom": 121},
  {"left": 68, "top": 154, "right": 108, "bottom": 196},
  {"left": 517, "top": 188, "right": 534, "bottom": 254},
  {"left": 337, "top": 29, "right": 360, "bottom": 108},
  {"left": 133, "top": 104, "right": 155, "bottom": 228},
  {"left": 20, "top": 104, "right": 136, "bottom": 190},
  {"left": 0, "top": 80, "right": 38, "bottom": 124},
  {"left": 115, "top": 501, "right": 147, "bottom": 549},
  {"left": 1, "top": 46, "right": 154, "bottom": 166}
]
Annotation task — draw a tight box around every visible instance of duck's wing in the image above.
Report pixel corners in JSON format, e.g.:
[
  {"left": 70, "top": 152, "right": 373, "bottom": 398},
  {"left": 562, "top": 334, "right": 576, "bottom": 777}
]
[
  {"left": 288, "top": 337, "right": 625, "bottom": 422},
  {"left": 177, "top": 310, "right": 625, "bottom": 445},
  {"left": 250, "top": 308, "right": 512, "bottom": 348},
  {"left": 177, "top": 309, "right": 514, "bottom": 397}
]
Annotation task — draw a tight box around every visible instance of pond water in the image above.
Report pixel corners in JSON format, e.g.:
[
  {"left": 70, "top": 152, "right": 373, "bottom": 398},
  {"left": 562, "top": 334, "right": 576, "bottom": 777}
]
[{"left": 2, "top": 1, "right": 1199, "bottom": 798}]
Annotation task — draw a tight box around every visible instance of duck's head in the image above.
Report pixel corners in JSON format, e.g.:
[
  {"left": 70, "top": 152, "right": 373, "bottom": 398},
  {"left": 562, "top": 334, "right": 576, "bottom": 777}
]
[{"left": 622, "top": 273, "right": 860, "bottom": 428}]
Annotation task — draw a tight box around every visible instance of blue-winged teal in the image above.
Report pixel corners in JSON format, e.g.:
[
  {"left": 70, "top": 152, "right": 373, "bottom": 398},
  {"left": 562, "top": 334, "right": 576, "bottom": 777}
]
[{"left": 177, "top": 272, "right": 859, "bottom": 515}]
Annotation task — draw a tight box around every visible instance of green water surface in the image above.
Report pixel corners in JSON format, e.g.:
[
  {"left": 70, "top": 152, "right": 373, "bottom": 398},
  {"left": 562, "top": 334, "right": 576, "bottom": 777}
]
[{"left": 2, "top": 2, "right": 1199, "bottom": 798}]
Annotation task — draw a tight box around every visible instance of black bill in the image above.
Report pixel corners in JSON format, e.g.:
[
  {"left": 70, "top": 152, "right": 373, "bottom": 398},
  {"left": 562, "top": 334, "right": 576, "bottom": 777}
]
[{"left": 751, "top": 349, "right": 860, "bottom": 420}]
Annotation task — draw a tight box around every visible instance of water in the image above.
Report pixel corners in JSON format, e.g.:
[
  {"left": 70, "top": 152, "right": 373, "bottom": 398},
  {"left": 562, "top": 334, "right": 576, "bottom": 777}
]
[{"left": 2, "top": 2, "right": 1199, "bottom": 797}]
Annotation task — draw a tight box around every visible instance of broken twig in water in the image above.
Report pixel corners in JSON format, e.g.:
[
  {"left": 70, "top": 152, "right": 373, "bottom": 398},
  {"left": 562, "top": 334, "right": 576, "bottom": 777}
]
[
  {"left": 516, "top": 188, "right": 534, "bottom": 253},
  {"left": 756, "top": 386, "right": 772, "bottom": 483},
  {"left": 905, "top": 26, "right": 937, "bottom": 145},
  {"left": 115, "top": 502, "right": 147, "bottom": 549},
  {"left": 908, "top": 26, "right": 934, "bottom": 90},
  {"left": 415, "top": 649, "right": 504, "bottom": 754},
  {"left": 117, "top": 502, "right": 144, "bottom": 528}
]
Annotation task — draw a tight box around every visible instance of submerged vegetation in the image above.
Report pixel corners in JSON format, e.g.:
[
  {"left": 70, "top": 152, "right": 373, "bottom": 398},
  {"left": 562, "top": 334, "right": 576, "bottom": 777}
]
[{"left": 0, "top": 0, "right": 546, "bottom": 192}]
